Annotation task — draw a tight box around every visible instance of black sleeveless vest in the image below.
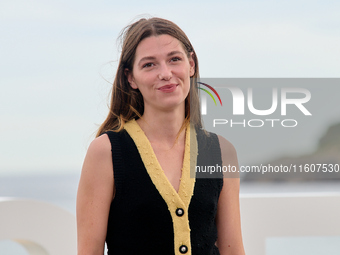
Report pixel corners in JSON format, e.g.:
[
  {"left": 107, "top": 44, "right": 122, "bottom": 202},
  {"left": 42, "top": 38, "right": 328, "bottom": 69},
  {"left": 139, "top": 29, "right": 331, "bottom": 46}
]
[{"left": 105, "top": 125, "right": 223, "bottom": 255}]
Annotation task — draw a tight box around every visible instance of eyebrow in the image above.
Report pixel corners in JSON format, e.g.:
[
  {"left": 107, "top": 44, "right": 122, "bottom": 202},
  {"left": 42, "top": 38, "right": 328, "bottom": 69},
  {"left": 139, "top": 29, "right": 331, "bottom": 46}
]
[{"left": 137, "top": 51, "right": 185, "bottom": 66}]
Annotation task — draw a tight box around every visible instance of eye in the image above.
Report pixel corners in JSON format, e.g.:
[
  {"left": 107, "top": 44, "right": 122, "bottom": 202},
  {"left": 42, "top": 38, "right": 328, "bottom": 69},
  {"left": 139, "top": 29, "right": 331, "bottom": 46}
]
[
  {"left": 170, "top": 57, "right": 181, "bottom": 62},
  {"left": 142, "top": 62, "right": 154, "bottom": 68}
]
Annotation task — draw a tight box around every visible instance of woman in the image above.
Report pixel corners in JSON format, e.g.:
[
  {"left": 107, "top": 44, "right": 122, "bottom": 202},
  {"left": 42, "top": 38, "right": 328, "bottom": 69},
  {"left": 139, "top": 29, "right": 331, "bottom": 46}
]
[{"left": 77, "top": 17, "right": 245, "bottom": 255}]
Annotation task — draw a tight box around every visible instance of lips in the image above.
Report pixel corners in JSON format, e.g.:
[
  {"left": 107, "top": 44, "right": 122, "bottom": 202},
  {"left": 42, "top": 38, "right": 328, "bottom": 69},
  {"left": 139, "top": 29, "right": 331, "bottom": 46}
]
[{"left": 157, "top": 84, "right": 178, "bottom": 93}]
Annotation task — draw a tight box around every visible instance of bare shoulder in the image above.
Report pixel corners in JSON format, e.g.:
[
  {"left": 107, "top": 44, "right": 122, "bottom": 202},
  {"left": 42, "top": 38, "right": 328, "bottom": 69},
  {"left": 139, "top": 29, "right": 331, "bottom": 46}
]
[
  {"left": 217, "top": 135, "right": 237, "bottom": 158},
  {"left": 80, "top": 133, "right": 113, "bottom": 182},
  {"left": 78, "top": 133, "right": 113, "bottom": 200},
  {"left": 87, "top": 134, "right": 111, "bottom": 159},
  {"left": 217, "top": 135, "right": 239, "bottom": 178}
]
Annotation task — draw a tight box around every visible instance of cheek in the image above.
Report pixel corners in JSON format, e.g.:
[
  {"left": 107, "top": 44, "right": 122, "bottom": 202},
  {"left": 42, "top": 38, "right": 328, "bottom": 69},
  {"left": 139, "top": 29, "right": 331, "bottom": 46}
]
[{"left": 136, "top": 72, "right": 155, "bottom": 85}]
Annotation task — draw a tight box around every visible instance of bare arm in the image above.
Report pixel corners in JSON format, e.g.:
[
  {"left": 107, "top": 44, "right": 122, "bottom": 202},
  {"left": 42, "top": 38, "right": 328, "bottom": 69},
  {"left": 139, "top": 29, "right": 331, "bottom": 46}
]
[
  {"left": 216, "top": 135, "right": 245, "bottom": 255},
  {"left": 76, "top": 134, "right": 114, "bottom": 255}
]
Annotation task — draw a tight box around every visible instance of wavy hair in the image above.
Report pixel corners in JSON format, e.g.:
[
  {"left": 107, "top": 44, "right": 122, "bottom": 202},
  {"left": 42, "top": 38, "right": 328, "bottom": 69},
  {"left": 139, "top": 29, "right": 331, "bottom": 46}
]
[{"left": 96, "top": 17, "right": 202, "bottom": 136}]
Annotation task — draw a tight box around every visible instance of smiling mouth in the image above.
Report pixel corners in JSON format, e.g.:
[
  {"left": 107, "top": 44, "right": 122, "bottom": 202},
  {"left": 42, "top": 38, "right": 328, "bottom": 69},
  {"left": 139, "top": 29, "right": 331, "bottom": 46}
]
[{"left": 158, "top": 84, "right": 178, "bottom": 92}]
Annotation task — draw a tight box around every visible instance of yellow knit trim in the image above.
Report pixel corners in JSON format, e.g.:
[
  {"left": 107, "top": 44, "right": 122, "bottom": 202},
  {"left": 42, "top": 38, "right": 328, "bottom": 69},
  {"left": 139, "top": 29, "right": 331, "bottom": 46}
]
[{"left": 124, "top": 119, "right": 197, "bottom": 255}]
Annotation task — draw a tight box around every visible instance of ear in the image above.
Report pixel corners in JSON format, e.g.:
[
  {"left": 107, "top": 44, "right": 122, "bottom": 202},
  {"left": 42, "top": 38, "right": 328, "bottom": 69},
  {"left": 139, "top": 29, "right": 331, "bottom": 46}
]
[
  {"left": 189, "top": 52, "right": 195, "bottom": 77},
  {"left": 124, "top": 68, "right": 138, "bottom": 89}
]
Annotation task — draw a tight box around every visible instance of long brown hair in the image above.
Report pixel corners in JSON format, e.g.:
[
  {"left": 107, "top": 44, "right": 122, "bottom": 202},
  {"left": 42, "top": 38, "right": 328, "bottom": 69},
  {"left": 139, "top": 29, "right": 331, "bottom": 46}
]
[{"left": 96, "top": 17, "right": 202, "bottom": 137}]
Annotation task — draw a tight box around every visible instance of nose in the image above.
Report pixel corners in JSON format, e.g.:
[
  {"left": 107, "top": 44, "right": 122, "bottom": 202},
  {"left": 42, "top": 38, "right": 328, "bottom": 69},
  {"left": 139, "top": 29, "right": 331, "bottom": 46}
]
[{"left": 158, "top": 63, "right": 172, "bottom": 81}]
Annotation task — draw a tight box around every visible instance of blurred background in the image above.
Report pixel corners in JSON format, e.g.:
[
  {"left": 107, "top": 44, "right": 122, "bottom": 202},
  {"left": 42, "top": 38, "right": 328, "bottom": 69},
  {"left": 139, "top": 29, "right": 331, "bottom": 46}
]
[{"left": 1, "top": 0, "right": 340, "bottom": 254}]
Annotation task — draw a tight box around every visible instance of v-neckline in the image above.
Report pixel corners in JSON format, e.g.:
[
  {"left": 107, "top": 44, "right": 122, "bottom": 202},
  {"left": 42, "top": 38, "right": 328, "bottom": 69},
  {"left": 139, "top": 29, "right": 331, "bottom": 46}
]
[
  {"left": 124, "top": 119, "right": 198, "bottom": 255},
  {"left": 124, "top": 119, "right": 197, "bottom": 207}
]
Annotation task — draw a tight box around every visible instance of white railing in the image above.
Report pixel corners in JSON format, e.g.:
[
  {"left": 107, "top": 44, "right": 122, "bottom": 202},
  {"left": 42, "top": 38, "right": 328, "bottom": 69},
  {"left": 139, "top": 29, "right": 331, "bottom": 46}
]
[{"left": 1, "top": 194, "right": 340, "bottom": 255}]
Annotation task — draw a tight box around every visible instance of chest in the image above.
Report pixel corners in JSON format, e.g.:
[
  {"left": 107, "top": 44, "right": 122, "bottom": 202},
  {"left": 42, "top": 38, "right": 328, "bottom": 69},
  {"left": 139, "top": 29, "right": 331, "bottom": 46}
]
[{"left": 151, "top": 143, "right": 185, "bottom": 193}]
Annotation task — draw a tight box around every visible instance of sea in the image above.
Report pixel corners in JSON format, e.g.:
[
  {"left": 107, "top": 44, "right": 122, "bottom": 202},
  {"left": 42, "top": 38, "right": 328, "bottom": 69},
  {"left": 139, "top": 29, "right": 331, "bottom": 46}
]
[{"left": 0, "top": 172, "right": 340, "bottom": 255}]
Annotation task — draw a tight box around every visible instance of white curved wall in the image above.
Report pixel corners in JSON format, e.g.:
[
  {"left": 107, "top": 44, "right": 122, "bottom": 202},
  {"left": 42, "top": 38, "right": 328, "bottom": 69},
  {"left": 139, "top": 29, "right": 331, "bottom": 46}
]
[{"left": 0, "top": 198, "right": 76, "bottom": 255}]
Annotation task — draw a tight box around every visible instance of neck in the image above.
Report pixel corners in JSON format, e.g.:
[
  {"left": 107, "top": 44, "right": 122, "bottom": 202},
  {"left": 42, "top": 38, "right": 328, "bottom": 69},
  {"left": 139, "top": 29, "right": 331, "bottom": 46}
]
[{"left": 136, "top": 105, "right": 187, "bottom": 146}]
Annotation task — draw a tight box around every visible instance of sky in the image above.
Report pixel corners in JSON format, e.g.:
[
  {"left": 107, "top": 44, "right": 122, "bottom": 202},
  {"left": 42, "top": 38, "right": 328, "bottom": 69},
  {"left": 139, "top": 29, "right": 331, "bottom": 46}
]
[{"left": 1, "top": 0, "right": 340, "bottom": 175}]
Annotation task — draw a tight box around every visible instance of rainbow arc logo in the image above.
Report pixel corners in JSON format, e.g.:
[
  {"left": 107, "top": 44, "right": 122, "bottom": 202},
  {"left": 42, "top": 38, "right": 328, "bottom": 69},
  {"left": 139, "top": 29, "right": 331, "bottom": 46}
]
[{"left": 197, "top": 82, "right": 222, "bottom": 115}]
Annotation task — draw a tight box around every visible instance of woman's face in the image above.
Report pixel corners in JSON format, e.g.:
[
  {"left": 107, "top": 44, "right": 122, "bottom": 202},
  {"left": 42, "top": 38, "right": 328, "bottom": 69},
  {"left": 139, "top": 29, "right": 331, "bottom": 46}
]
[{"left": 127, "top": 34, "right": 195, "bottom": 114}]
